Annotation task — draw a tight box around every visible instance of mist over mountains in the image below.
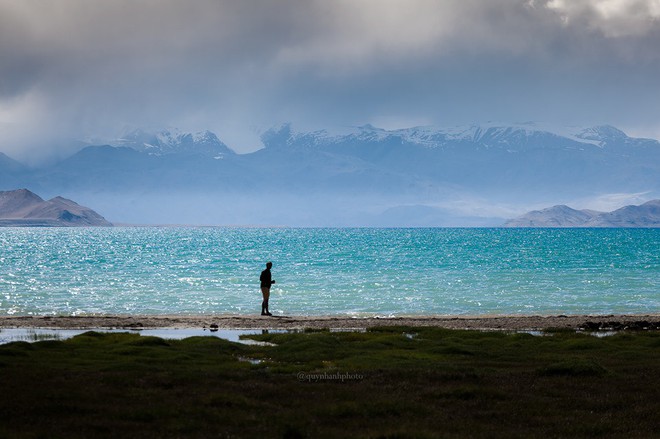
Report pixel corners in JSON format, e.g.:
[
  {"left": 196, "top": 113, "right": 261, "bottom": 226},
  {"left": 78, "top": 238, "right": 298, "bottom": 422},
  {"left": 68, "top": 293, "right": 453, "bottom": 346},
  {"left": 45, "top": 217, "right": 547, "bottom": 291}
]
[{"left": 1, "top": 123, "right": 659, "bottom": 226}]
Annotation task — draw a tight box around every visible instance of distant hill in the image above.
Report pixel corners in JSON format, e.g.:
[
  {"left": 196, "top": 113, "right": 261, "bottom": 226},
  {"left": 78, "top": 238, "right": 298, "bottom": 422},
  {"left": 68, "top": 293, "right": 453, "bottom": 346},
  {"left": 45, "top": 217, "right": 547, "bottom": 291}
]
[
  {"left": 504, "top": 200, "right": 660, "bottom": 227},
  {"left": 0, "top": 189, "right": 112, "bottom": 227}
]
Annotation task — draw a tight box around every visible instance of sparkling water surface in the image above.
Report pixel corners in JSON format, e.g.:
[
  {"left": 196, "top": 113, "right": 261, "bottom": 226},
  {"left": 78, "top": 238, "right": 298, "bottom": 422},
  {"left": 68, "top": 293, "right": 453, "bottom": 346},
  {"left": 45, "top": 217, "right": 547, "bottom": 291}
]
[{"left": 1, "top": 228, "right": 658, "bottom": 316}]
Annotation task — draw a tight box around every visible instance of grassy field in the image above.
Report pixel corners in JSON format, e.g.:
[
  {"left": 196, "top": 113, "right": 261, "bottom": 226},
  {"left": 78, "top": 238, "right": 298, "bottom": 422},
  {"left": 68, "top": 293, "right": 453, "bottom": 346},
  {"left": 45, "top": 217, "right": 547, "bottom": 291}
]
[{"left": 0, "top": 327, "right": 659, "bottom": 438}]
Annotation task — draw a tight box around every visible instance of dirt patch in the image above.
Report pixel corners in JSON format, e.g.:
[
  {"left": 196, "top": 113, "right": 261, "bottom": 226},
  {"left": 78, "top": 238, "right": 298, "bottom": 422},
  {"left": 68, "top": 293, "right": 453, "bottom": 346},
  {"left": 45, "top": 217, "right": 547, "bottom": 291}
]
[{"left": 2, "top": 314, "right": 659, "bottom": 331}]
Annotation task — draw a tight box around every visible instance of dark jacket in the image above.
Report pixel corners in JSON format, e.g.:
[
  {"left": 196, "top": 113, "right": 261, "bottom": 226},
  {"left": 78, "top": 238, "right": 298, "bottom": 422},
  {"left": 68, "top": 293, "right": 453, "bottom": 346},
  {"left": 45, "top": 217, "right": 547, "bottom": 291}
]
[{"left": 260, "top": 269, "right": 274, "bottom": 288}]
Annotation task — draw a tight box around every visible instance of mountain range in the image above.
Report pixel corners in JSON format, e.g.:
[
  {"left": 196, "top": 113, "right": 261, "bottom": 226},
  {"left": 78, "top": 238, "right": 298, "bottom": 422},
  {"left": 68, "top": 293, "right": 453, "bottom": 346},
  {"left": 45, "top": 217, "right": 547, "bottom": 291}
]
[
  {"left": 0, "top": 189, "right": 112, "bottom": 227},
  {"left": 504, "top": 200, "right": 660, "bottom": 227},
  {"left": 1, "top": 123, "right": 659, "bottom": 226}
]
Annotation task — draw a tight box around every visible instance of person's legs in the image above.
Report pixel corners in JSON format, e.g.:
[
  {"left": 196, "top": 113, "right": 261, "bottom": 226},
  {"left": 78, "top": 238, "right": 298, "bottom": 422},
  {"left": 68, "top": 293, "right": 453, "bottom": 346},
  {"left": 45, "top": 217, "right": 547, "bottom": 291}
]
[{"left": 261, "top": 287, "right": 270, "bottom": 315}]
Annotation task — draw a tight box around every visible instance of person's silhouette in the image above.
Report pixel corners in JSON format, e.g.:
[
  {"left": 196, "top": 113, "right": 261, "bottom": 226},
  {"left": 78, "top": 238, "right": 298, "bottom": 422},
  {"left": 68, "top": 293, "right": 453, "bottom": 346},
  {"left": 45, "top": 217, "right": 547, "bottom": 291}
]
[{"left": 260, "top": 261, "right": 275, "bottom": 316}]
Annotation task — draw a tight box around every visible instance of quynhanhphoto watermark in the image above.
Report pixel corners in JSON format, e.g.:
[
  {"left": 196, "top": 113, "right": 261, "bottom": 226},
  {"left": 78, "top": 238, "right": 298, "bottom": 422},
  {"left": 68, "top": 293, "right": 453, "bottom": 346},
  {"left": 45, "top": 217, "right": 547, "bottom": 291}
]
[{"left": 297, "top": 371, "right": 365, "bottom": 382}]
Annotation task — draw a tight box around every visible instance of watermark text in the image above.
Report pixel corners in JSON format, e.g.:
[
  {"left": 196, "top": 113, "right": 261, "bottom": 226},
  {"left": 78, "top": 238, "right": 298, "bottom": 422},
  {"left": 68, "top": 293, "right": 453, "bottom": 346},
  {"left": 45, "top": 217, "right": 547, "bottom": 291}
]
[{"left": 297, "top": 371, "right": 364, "bottom": 382}]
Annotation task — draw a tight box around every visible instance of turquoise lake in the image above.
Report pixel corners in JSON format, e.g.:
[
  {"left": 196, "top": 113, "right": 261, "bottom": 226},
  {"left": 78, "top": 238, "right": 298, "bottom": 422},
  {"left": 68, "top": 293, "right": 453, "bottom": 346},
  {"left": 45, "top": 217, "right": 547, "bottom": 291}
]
[{"left": 1, "top": 228, "right": 658, "bottom": 316}]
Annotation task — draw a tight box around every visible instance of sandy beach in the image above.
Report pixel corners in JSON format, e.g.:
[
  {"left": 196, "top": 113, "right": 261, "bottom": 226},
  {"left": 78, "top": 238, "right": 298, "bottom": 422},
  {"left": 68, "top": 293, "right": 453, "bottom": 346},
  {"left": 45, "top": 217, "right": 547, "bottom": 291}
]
[{"left": 2, "top": 314, "right": 659, "bottom": 331}]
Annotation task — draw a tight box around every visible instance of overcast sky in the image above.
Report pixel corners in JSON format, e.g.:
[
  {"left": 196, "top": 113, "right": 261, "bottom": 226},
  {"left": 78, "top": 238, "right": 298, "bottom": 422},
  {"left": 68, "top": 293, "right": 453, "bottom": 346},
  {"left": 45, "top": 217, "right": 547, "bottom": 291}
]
[{"left": 2, "top": 0, "right": 660, "bottom": 162}]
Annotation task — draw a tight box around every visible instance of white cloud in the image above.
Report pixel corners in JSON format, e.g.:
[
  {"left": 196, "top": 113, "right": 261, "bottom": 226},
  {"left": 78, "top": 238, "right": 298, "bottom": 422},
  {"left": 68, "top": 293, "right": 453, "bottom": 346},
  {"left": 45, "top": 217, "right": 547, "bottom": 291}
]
[
  {"left": 574, "top": 192, "right": 653, "bottom": 211},
  {"left": 547, "top": 0, "right": 660, "bottom": 37}
]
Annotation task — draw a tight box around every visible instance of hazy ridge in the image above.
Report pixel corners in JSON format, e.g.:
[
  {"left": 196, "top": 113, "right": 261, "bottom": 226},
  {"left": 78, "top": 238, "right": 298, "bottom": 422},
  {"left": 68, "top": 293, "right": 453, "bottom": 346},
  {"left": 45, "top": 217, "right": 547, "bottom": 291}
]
[{"left": 1, "top": 123, "right": 658, "bottom": 226}]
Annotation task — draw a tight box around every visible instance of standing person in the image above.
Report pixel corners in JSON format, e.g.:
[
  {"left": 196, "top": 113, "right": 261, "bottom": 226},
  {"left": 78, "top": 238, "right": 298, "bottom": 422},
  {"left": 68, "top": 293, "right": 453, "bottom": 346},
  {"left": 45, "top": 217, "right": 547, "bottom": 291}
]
[{"left": 260, "top": 261, "right": 275, "bottom": 316}]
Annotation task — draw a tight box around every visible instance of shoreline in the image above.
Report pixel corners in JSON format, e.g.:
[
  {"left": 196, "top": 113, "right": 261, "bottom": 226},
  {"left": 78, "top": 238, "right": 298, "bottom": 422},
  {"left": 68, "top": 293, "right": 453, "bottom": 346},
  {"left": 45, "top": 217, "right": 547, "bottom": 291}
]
[{"left": 2, "top": 313, "right": 659, "bottom": 331}]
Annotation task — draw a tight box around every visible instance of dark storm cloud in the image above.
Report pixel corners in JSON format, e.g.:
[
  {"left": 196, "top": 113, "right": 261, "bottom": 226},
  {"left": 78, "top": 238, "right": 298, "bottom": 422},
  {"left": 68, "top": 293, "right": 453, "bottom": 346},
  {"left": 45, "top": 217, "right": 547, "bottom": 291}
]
[{"left": 1, "top": 0, "right": 660, "bottom": 162}]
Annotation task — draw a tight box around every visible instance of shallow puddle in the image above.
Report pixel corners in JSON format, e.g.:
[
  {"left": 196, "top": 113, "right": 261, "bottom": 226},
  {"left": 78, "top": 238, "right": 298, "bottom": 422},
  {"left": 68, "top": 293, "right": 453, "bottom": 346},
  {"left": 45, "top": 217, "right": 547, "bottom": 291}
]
[
  {"left": 0, "top": 328, "right": 275, "bottom": 345},
  {"left": 0, "top": 327, "right": 618, "bottom": 346}
]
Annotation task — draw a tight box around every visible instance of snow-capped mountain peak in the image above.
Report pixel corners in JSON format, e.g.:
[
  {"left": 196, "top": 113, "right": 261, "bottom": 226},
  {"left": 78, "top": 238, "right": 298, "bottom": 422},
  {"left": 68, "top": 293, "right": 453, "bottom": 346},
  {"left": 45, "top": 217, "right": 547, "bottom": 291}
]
[
  {"left": 574, "top": 125, "right": 628, "bottom": 144},
  {"left": 117, "top": 128, "right": 235, "bottom": 157}
]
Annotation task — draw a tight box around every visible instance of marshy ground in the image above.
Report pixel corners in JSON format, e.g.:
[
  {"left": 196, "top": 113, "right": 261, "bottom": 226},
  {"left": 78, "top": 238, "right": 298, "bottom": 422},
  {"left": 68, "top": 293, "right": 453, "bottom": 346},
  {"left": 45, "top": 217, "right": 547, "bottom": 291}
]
[{"left": 1, "top": 326, "right": 659, "bottom": 438}]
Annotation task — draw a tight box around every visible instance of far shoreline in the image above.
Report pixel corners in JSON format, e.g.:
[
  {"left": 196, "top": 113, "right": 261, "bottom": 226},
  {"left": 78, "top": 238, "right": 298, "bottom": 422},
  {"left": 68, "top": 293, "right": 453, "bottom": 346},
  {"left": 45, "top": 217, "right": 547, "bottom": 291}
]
[{"left": 2, "top": 313, "right": 659, "bottom": 331}]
